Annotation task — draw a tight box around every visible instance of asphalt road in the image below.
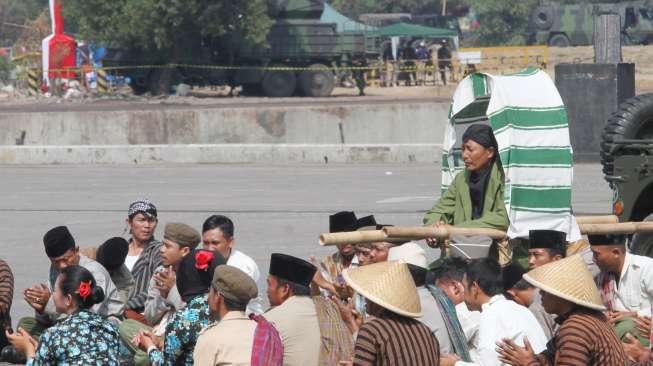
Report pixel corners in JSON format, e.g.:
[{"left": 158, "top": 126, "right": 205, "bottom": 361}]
[{"left": 0, "top": 163, "right": 612, "bottom": 324}]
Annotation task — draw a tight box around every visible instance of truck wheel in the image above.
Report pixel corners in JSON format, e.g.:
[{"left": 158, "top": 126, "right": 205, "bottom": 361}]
[
  {"left": 533, "top": 6, "right": 554, "bottom": 30},
  {"left": 299, "top": 64, "right": 335, "bottom": 97},
  {"left": 601, "top": 93, "right": 653, "bottom": 175},
  {"left": 130, "top": 76, "right": 149, "bottom": 95},
  {"left": 147, "top": 68, "right": 182, "bottom": 95},
  {"left": 241, "top": 84, "right": 262, "bottom": 96},
  {"left": 631, "top": 214, "right": 653, "bottom": 258},
  {"left": 548, "top": 34, "right": 570, "bottom": 47},
  {"left": 262, "top": 65, "right": 297, "bottom": 98}
]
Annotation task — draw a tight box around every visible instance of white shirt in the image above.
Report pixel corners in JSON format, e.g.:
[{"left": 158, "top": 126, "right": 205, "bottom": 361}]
[
  {"left": 456, "top": 295, "right": 547, "bottom": 366},
  {"left": 611, "top": 252, "right": 653, "bottom": 317},
  {"left": 456, "top": 302, "right": 480, "bottom": 350},
  {"left": 227, "top": 249, "right": 264, "bottom": 315},
  {"left": 124, "top": 254, "right": 140, "bottom": 272}
]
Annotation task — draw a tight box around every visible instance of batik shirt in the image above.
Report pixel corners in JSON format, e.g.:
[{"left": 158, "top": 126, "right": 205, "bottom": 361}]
[
  {"left": 27, "top": 310, "right": 126, "bottom": 366},
  {"left": 148, "top": 294, "right": 211, "bottom": 366}
]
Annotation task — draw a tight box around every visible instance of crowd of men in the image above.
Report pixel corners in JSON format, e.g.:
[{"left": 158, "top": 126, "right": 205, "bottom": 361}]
[
  {"left": 0, "top": 203, "right": 650, "bottom": 365},
  {"left": 0, "top": 124, "right": 651, "bottom": 365}
]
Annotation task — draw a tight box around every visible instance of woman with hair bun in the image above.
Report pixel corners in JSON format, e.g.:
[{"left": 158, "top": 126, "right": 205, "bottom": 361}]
[{"left": 6, "top": 265, "right": 127, "bottom": 365}]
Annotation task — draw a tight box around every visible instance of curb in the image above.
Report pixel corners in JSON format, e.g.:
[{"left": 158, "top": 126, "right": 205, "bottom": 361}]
[{"left": 0, "top": 144, "right": 442, "bottom": 164}]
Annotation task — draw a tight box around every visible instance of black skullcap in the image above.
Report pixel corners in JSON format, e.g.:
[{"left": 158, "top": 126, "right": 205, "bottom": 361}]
[
  {"left": 529, "top": 230, "right": 567, "bottom": 250},
  {"left": 177, "top": 249, "right": 226, "bottom": 302},
  {"left": 43, "top": 226, "right": 76, "bottom": 258},
  {"left": 588, "top": 234, "right": 627, "bottom": 246},
  {"left": 96, "top": 237, "right": 129, "bottom": 270},
  {"left": 462, "top": 124, "right": 499, "bottom": 151},
  {"left": 269, "top": 253, "right": 317, "bottom": 287},
  {"left": 329, "top": 211, "right": 358, "bottom": 233},
  {"left": 356, "top": 215, "right": 377, "bottom": 229},
  {"left": 502, "top": 263, "right": 526, "bottom": 291}
]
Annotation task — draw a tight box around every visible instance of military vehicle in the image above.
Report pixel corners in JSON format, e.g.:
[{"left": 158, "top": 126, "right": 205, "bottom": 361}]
[
  {"left": 601, "top": 93, "right": 653, "bottom": 255},
  {"left": 105, "top": 0, "right": 376, "bottom": 97},
  {"left": 529, "top": 1, "right": 653, "bottom": 47}
]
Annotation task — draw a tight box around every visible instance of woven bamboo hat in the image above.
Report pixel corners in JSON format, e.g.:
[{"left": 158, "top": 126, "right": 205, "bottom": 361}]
[
  {"left": 523, "top": 254, "right": 605, "bottom": 311},
  {"left": 342, "top": 260, "right": 421, "bottom": 317}
]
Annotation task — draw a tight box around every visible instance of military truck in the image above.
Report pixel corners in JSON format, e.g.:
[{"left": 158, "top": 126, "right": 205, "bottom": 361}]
[
  {"left": 601, "top": 93, "right": 653, "bottom": 255},
  {"left": 529, "top": 0, "right": 653, "bottom": 47},
  {"left": 105, "top": 0, "right": 376, "bottom": 97}
]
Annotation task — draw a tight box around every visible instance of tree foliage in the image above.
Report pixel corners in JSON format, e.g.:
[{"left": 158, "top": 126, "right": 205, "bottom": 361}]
[
  {"left": 63, "top": 0, "right": 272, "bottom": 56},
  {"left": 467, "top": 0, "right": 538, "bottom": 46},
  {"left": 0, "top": 56, "right": 12, "bottom": 82},
  {"left": 0, "top": 0, "right": 48, "bottom": 47}
]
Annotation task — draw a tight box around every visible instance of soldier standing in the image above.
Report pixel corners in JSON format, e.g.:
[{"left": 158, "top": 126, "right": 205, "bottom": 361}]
[
  {"left": 437, "top": 39, "right": 453, "bottom": 86},
  {"left": 415, "top": 41, "right": 429, "bottom": 86},
  {"left": 382, "top": 44, "right": 397, "bottom": 87},
  {"left": 352, "top": 60, "right": 367, "bottom": 96}
]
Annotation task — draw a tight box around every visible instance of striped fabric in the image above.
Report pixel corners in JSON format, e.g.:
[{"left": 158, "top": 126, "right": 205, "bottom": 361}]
[
  {"left": 529, "top": 309, "right": 626, "bottom": 365},
  {"left": 426, "top": 285, "right": 471, "bottom": 362},
  {"left": 126, "top": 239, "right": 163, "bottom": 311},
  {"left": 0, "top": 259, "right": 13, "bottom": 328},
  {"left": 313, "top": 296, "right": 354, "bottom": 365},
  {"left": 353, "top": 313, "right": 440, "bottom": 366},
  {"left": 249, "top": 314, "right": 284, "bottom": 366},
  {"left": 442, "top": 68, "right": 580, "bottom": 240}
]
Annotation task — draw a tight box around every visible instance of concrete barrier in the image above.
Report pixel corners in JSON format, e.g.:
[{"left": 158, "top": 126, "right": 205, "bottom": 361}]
[{"left": 0, "top": 101, "right": 450, "bottom": 164}]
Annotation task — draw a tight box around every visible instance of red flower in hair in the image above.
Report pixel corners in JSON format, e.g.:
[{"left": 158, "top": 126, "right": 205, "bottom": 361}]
[
  {"left": 195, "top": 251, "right": 214, "bottom": 271},
  {"left": 77, "top": 281, "right": 92, "bottom": 301}
]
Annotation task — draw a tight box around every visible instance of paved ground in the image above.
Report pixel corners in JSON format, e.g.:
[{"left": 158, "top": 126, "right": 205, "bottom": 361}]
[
  {"left": 0, "top": 94, "right": 443, "bottom": 114},
  {"left": 0, "top": 163, "right": 611, "bottom": 324}
]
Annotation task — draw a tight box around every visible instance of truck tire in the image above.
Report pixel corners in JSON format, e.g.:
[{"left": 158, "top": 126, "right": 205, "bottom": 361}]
[
  {"left": 299, "top": 64, "right": 335, "bottom": 97},
  {"left": 147, "top": 68, "right": 182, "bottom": 95},
  {"left": 533, "top": 6, "right": 554, "bottom": 31},
  {"left": 262, "top": 65, "right": 297, "bottom": 98},
  {"left": 548, "top": 34, "right": 570, "bottom": 47},
  {"left": 631, "top": 214, "right": 653, "bottom": 258},
  {"left": 601, "top": 93, "right": 653, "bottom": 175},
  {"left": 130, "top": 76, "right": 149, "bottom": 95}
]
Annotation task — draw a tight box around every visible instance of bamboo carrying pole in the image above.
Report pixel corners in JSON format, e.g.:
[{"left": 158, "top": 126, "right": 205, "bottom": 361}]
[
  {"left": 575, "top": 215, "right": 619, "bottom": 224},
  {"left": 318, "top": 221, "right": 653, "bottom": 246},
  {"left": 318, "top": 230, "right": 387, "bottom": 246},
  {"left": 383, "top": 226, "right": 507, "bottom": 240},
  {"left": 579, "top": 222, "right": 653, "bottom": 235}
]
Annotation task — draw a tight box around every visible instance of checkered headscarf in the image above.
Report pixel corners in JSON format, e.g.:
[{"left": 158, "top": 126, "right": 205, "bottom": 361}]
[{"left": 128, "top": 199, "right": 157, "bottom": 219}]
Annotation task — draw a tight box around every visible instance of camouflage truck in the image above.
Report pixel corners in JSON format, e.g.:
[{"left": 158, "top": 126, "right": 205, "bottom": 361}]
[
  {"left": 529, "top": 0, "right": 653, "bottom": 47},
  {"left": 105, "top": 0, "right": 376, "bottom": 97},
  {"left": 601, "top": 93, "right": 653, "bottom": 256}
]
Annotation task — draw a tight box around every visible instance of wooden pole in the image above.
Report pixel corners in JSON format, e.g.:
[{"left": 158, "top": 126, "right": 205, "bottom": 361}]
[
  {"left": 319, "top": 230, "right": 387, "bottom": 246},
  {"left": 579, "top": 222, "right": 653, "bottom": 235},
  {"left": 575, "top": 215, "right": 618, "bottom": 224},
  {"left": 319, "top": 222, "right": 653, "bottom": 246},
  {"left": 383, "top": 226, "right": 507, "bottom": 240}
]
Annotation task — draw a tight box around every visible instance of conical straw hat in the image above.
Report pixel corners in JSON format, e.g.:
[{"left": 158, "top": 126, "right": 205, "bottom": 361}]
[
  {"left": 342, "top": 261, "right": 421, "bottom": 317},
  {"left": 523, "top": 254, "right": 605, "bottom": 311}
]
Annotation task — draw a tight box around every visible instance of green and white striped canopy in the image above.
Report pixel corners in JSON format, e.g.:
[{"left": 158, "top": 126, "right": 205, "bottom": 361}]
[{"left": 442, "top": 68, "right": 579, "bottom": 239}]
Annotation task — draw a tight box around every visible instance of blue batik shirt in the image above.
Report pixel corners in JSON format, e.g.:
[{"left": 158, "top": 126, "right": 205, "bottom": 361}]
[
  {"left": 148, "top": 294, "right": 211, "bottom": 366},
  {"left": 27, "top": 310, "right": 127, "bottom": 365}
]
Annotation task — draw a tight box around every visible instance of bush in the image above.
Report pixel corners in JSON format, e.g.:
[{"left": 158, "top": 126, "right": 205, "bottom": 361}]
[{"left": 0, "top": 57, "right": 13, "bottom": 83}]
